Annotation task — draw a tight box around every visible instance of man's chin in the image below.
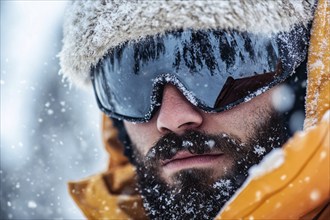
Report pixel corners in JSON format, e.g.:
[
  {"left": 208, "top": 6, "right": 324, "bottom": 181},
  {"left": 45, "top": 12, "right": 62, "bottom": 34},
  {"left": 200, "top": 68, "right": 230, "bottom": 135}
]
[{"left": 137, "top": 167, "right": 240, "bottom": 220}]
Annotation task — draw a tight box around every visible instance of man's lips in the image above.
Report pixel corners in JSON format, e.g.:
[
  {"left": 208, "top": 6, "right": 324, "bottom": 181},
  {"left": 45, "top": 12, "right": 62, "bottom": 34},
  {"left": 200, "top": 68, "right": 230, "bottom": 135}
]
[{"left": 161, "top": 151, "right": 224, "bottom": 172}]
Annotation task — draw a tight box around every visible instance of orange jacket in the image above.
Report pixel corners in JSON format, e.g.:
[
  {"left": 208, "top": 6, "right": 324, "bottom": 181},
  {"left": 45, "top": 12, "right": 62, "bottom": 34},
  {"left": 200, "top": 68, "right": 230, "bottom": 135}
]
[{"left": 68, "top": 0, "right": 329, "bottom": 219}]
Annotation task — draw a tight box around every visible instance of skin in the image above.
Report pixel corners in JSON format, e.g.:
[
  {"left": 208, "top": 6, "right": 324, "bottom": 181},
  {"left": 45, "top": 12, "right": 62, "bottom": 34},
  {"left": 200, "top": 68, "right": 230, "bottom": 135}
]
[{"left": 124, "top": 84, "right": 276, "bottom": 184}]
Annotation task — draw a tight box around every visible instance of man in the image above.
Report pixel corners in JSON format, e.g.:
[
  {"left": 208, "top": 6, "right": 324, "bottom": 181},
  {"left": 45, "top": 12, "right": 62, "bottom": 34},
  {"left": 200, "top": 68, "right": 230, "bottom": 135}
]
[{"left": 59, "top": 0, "right": 329, "bottom": 219}]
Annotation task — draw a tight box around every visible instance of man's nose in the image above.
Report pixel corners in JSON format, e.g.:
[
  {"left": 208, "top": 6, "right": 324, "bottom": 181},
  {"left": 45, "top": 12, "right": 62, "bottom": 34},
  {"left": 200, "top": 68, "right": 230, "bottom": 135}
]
[{"left": 156, "top": 84, "right": 203, "bottom": 134}]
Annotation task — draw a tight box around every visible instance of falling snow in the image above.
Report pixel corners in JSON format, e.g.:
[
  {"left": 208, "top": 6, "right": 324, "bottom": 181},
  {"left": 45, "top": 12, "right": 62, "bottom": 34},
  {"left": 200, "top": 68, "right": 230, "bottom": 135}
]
[
  {"left": 1, "top": 2, "right": 105, "bottom": 219},
  {"left": 272, "top": 85, "right": 295, "bottom": 112},
  {"left": 28, "top": 201, "right": 37, "bottom": 209},
  {"left": 310, "top": 189, "right": 320, "bottom": 201},
  {"left": 2, "top": 1, "right": 328, "bottom": 219}
]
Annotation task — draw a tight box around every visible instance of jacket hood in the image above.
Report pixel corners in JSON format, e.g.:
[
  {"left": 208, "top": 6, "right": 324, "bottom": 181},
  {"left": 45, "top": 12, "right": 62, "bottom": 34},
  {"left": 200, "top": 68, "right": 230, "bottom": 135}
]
[{"left": 59, "top": 0, "right": 315, "bottom": 87}]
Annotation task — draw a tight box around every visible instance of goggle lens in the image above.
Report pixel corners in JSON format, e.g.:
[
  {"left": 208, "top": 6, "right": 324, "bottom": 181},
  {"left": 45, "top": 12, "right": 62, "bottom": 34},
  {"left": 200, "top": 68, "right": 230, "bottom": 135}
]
[{"left": 92, "top": 28, "right": 309, "bottom": 122}]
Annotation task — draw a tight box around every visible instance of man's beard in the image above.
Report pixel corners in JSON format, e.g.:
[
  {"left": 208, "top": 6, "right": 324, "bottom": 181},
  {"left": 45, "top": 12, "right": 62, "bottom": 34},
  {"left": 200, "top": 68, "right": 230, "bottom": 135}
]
[{"left": 130, "top": 110, "right": 289, "bottom": 220}]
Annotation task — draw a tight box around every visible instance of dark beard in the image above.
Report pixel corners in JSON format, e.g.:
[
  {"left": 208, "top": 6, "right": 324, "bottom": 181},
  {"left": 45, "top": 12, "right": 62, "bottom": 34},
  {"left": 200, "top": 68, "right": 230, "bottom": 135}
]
[{"left": 132, "top": 111, "right": 289, "bottom": 220}]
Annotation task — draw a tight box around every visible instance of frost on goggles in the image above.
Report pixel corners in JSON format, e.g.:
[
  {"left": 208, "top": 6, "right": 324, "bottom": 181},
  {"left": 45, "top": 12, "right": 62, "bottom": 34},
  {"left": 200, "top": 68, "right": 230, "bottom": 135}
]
[{"left": 92, "top": 27, "right": 309, "bottom": 122}]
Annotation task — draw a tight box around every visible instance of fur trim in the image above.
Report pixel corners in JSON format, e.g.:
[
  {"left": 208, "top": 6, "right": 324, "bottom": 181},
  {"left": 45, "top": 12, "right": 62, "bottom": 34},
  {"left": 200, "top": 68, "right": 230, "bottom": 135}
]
[{"left": 59, "top": 0, "right": 315, "bottom": 87}]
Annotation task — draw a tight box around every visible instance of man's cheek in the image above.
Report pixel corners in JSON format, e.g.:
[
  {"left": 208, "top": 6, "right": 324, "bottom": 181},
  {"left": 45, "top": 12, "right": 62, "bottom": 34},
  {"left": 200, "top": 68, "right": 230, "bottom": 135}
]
[{"left": 129, "top": 135, "right": 150, "bottom": 157}]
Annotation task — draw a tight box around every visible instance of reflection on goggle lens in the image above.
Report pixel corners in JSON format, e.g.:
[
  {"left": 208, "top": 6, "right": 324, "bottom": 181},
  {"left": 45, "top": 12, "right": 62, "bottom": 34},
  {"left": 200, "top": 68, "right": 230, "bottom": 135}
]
[{"left": 215, "top": 66, "right": 281, "bottom": 109}]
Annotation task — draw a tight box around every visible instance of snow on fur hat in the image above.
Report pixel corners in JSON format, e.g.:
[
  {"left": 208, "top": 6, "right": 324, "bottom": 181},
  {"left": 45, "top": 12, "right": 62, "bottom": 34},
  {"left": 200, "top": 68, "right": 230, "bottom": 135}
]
[{"left": 59, "top": 0, "right": 315, "bottom": 87}]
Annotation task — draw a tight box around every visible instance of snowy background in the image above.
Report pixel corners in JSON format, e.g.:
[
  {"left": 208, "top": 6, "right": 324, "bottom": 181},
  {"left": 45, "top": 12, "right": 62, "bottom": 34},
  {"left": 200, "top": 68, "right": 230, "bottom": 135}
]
[{"left": 1, "top": 1, "right": 107, "bottom": 219}]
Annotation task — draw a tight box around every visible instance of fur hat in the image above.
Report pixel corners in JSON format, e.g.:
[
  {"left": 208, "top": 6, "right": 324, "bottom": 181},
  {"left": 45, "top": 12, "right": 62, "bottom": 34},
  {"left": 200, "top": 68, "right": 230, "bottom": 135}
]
[{"left": 59, "top": 0, "right": 315, "bottom": 87}]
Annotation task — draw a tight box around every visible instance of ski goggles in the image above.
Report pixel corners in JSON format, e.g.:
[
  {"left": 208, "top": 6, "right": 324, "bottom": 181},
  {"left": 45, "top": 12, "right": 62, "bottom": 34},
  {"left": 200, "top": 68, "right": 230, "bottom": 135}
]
[{"left": 92, "top": 27, "right": 309, "bottom": 122}]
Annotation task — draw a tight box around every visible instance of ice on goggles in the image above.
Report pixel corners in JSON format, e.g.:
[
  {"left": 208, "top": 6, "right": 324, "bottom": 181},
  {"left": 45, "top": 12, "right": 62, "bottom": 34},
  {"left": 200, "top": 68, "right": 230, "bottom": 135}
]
[{"left": 92, "top": 27, "right": 309, "bottom": 122}]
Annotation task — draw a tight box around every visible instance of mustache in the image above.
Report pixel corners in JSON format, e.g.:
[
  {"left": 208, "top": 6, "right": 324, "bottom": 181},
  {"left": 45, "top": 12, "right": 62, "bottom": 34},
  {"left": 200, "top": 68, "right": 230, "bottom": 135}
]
[{"left": 145, "top": 130, "right": 243, "bottom": 163}]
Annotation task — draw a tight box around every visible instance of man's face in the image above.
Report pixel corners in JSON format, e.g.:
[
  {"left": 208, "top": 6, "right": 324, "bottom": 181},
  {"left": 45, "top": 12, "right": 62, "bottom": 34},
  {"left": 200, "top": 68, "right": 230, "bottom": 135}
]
[{"left": 124, "top": 84, "right": 288, "bottom": 219}]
